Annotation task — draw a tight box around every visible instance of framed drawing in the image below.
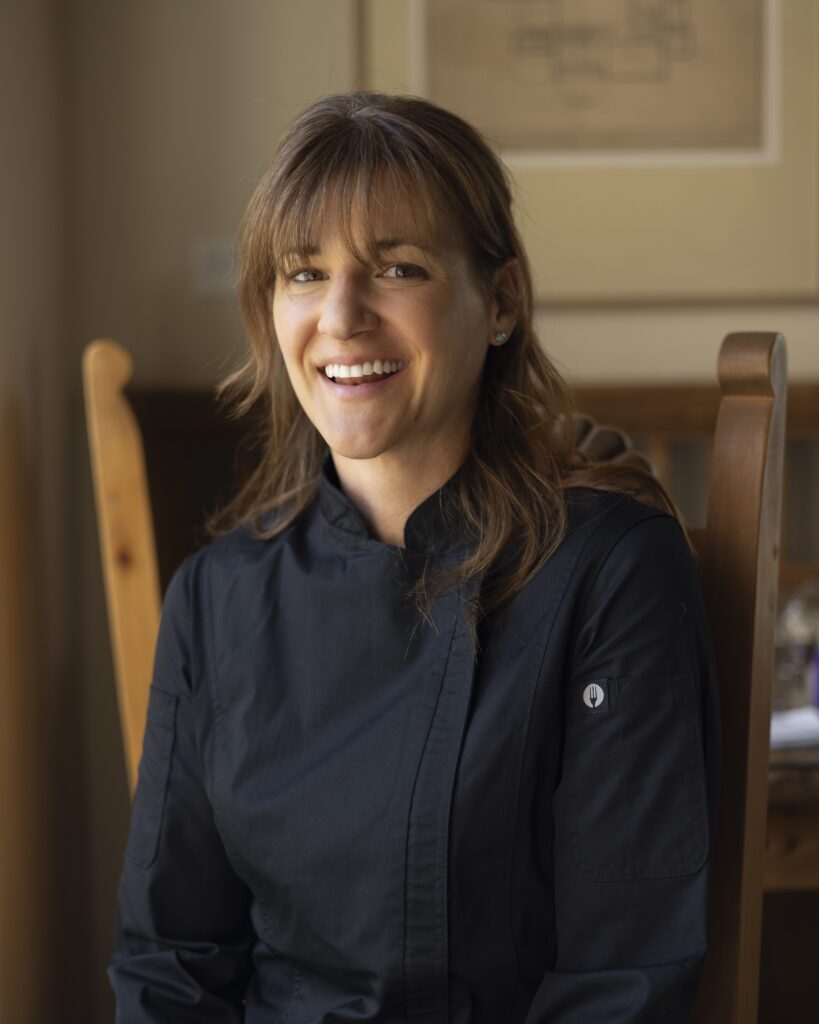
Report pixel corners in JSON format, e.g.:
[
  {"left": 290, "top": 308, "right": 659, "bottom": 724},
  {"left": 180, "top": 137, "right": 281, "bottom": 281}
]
[{"left": 359, "top": 0, "right": 819, "bottom": 305}]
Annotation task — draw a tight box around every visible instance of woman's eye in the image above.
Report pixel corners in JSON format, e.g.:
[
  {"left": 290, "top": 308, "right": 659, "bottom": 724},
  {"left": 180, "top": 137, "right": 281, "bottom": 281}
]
[
  {"left": 289, "top": 268, "right": 322, "bottom": 283},
  {"left": 381, "top": 263, "right": 426, "bottom": 280}
]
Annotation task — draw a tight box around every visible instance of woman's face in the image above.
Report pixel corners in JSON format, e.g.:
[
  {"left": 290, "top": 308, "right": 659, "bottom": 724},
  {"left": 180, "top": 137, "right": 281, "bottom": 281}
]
[{"left": 271, "top": 199, "right": 506, "bottom": 476}]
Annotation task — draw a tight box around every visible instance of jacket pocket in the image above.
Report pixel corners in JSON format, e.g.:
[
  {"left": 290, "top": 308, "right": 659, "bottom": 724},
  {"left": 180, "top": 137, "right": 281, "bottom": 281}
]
[
  {"left": 562, "top": 672, "right": 709, "bottom": 882},
  {"left": 124, "top": 686, "right": 178, "bottom": 869}
]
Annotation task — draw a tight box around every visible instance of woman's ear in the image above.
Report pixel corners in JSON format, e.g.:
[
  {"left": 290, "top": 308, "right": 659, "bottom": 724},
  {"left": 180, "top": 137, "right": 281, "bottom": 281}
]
[{"left": 490, "top": 258, "right": 523, "bottom": 334}]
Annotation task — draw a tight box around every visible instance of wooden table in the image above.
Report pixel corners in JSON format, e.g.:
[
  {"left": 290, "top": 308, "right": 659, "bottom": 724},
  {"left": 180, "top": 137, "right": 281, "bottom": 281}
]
[{"left": 765, "top": 745, "right": 819, "bottom": 891}]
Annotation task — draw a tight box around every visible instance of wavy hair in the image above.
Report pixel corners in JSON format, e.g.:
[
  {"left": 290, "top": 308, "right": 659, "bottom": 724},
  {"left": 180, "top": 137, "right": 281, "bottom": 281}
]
[{"left": 210, "top": 92, "right": 685, "bottom": 632}]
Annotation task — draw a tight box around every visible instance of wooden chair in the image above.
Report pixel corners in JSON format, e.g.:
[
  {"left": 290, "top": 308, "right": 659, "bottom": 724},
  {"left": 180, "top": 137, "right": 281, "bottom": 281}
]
[
  {"left": 83, "top": 340, "right": 161, "bottom": 797},
  {"left": 83, "top": 332, "right": 788, "bottom": 1024},
  {"left": 689, "top": 333, "right": 786, "bottom": 1023}
]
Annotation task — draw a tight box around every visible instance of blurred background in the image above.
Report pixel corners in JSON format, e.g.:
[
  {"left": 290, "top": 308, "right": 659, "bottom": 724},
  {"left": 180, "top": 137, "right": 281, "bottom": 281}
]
[{"left": 1, "top": 1, "right": 818, "bottom": 1020}]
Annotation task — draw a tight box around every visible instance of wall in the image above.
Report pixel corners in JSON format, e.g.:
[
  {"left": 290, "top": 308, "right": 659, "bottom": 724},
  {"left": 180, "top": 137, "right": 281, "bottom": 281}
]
[
  {"left": 539, "top": 304, "right": 819, "bottom": 384},
  {"left": 0, "top": 0, "right": 69, "bottom": 1019}
]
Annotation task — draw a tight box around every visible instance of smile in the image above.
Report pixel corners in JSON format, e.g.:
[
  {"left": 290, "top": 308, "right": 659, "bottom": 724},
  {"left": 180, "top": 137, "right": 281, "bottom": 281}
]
[
  {"left": 322, "top": 359, "right": 406, "bottom": 383},
  {"left": 319, "top": 358, "right": 409, "bottom": 393}
]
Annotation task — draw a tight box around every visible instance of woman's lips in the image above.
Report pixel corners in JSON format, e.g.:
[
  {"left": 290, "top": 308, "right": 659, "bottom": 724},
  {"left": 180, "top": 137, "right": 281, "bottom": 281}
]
[
  {"left": 331, "top": 370, "right": 392, "bottom": 386},
  {"left": 318, "top": 364, "right": 406, "bottom": 396}
]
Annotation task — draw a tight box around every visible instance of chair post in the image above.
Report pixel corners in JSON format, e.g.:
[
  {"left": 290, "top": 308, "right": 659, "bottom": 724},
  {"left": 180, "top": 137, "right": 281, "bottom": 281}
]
[
  {"left": 82, "top": 340, "right": 162, "bottom": 797},
  {"left": 692, "top": 333, "right": 787, "bottom": 1024}
]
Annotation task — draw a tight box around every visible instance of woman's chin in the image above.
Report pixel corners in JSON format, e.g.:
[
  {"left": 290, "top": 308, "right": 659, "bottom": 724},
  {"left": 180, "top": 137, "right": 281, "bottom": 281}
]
[{"left": 324, "top": 436, "right": 394, "bottom": 462}]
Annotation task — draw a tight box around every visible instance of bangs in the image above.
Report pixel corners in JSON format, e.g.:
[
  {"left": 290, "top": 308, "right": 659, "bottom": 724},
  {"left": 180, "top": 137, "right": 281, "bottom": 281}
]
[{"left": 268, "top": 136, "right": 448, "bottom": 280}]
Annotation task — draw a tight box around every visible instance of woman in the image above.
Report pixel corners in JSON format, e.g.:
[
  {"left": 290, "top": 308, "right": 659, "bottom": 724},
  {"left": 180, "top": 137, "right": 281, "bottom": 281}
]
[{"left": 109, "top": 92, "right": 719, "bottom": 1023}]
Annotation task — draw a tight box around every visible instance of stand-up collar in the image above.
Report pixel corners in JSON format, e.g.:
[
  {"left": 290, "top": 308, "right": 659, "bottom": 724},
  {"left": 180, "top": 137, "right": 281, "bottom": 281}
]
[{"left": 317, "top": 451, "right": 470, "bottom": 553}]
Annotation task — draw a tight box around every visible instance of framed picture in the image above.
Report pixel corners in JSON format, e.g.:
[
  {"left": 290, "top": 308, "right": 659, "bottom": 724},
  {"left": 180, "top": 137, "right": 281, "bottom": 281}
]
[{"left": 359, "top": 0, "right": 819, "bottom": 305}]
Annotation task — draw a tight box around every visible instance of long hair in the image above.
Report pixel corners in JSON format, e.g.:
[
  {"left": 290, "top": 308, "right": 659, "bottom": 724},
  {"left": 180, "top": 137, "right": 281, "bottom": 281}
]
[{"left": 210, "top": 91, "right": 685, "bottom": 631}]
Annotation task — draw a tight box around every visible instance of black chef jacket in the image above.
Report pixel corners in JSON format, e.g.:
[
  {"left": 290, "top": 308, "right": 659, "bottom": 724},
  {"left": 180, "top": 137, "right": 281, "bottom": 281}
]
[{"left": 109, "top": 453, "right": 720, "bottom": 1023}]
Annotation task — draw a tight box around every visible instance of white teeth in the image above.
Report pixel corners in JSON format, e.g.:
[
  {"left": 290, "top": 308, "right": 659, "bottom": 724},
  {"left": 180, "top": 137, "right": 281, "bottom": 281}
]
[{"left": 323, "top": 359, "right": 407, "bottom": 380}]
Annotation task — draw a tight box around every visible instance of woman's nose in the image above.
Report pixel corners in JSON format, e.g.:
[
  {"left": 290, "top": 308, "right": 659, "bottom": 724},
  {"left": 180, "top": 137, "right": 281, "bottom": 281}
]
[{"left": 317, "top": 274, "right": 377, "bottom": 341}]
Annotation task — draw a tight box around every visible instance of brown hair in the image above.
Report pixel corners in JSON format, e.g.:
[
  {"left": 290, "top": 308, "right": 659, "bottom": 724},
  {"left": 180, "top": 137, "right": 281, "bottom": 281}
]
[{"left": 210, "top": 91, "right": 685, "bottom": 631}]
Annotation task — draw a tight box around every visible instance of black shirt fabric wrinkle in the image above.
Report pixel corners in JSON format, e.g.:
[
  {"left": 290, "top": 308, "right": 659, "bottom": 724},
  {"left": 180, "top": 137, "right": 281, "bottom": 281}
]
[{"left": 109, "top": 451, "right": 720, "bottom": 1024}]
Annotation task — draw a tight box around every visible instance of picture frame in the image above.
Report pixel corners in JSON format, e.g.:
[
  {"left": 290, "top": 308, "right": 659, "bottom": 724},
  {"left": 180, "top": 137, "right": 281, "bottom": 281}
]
[{"left": 359, "top": 0, "right": 819, "bottom": 305}]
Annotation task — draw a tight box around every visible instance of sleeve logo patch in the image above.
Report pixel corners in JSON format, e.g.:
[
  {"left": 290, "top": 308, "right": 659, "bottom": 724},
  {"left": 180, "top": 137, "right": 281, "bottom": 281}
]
[{"left": 582, "top": 682, "right": 607, "bottom": 710}]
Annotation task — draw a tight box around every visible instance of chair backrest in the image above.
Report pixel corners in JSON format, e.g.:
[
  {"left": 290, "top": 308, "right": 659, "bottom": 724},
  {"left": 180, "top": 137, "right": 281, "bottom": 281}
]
[
  {"left": 84, "top": 333, "right": 788, "bottom": 1021},
  {"left": 83, "top": 339, "right": 161, "bottom": 797},
  {"left": 689, "top": 333, "right": 787, "bottom": 1023}
]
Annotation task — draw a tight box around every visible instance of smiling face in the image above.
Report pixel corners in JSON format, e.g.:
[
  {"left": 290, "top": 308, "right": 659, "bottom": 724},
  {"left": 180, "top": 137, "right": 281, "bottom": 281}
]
[{"left": 271, "top": 196, "right": 504, "bottom": 478}]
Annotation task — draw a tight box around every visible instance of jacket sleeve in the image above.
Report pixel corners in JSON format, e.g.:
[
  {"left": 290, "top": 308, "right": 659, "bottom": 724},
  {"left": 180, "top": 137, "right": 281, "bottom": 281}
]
[
  {"left": 108, "top": 555, "right": 256, "bottom": 1022},
  {"left": 524, "top": 512, "right": 721, "bottom": 1023}
]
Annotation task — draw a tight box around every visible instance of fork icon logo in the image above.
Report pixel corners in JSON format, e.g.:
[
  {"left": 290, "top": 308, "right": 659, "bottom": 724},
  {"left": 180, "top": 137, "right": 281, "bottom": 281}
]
[{"left": 582, "top": 683, "right": 606, "bottom": 710}]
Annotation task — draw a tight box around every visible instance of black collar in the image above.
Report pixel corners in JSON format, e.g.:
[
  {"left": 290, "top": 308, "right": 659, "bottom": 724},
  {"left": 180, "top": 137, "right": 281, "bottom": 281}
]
[{"left": 317, "top": 451, "right": 470, "bottom": 553}]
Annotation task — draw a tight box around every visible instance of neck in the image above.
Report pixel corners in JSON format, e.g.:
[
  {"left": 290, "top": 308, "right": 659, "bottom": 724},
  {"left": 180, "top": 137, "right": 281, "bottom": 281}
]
[{"left": 331, "top": 441, "right": 467, "bottom": 548}]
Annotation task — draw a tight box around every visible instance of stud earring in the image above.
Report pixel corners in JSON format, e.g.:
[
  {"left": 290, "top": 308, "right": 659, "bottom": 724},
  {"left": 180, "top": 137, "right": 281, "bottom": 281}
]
[{"left": 493, "top": 331, "right": 507, "bottom": 345}]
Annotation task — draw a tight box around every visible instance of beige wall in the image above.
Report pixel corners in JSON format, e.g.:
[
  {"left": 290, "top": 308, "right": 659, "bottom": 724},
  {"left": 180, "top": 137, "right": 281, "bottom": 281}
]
[
  {"left": 539, "top": 304, "right": 819, "bottom": 384},
  {"left": 0, "top": 0, "right": 69, "bottom": 1019},
  {"left": 2, "top": 0, "right": 816, "bottom": 1020}
]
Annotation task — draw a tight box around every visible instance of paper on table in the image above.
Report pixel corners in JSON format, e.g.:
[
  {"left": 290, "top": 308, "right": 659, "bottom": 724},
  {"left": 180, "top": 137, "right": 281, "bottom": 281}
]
[{"left": 770, "top": 705, "right": 819, "bottom": 749}]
